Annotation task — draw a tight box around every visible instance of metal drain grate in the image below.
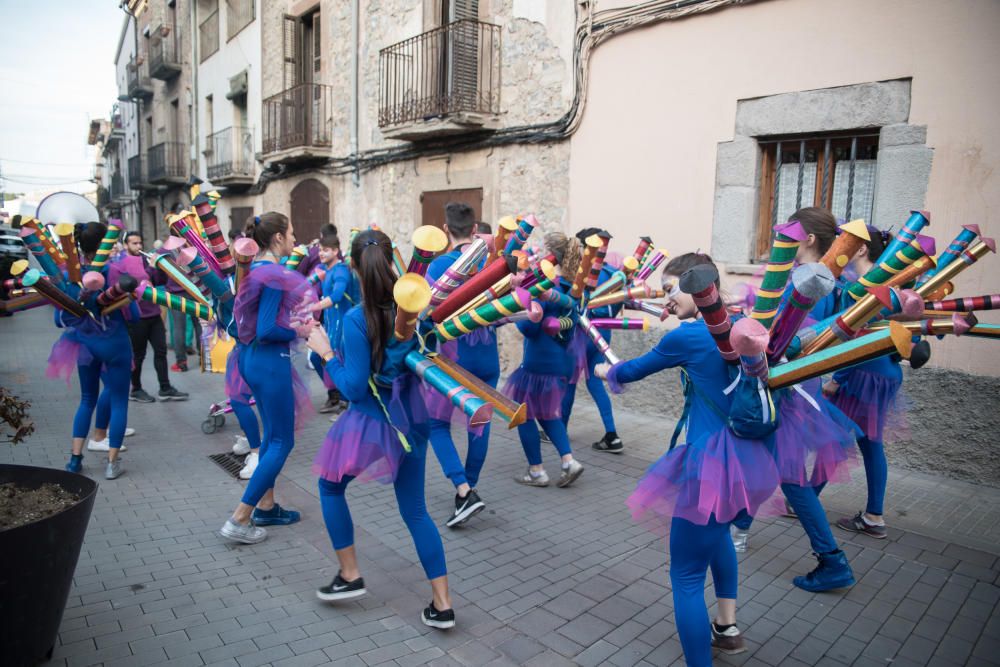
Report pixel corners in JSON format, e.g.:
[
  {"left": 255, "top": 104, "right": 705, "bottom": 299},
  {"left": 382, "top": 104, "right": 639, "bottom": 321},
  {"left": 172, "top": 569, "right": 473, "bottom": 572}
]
[{"left": 209, "top": 452, "right": 246, "bottom": 480}]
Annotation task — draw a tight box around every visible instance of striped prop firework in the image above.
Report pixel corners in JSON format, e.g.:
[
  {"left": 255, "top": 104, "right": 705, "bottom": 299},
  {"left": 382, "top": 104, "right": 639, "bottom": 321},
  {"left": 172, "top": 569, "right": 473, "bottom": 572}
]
[
  {"left": 434, "top": 287, "right": 531, "bottom": 342},
  {"left": 454, "top": 275, "right": 513, "bottom": 319},
  {"left": 519, "top": 251, "right": 556, "bottom": 290},
  {"left": 392, "top": 273, "right": 432, "bottom": 342},
  {"left": 864, "top": 313, "right": 976, "bottom": 338},
  {"left": 765, "top": 263, "right": 835, "bottom": 362},
  {"left": 591, "top": 269, "right": 626, "bottom": 299},
  {"left": 768, "top": 321, "right": 912, "bottom": 390},
  {"left": 192, "top": 194, "right": 236, "bottom": 274},
  {"left": 625, "top": 299, "right": 670, "bottom": 321},
  {"left": 22, "top": 269, "right": 89, "bottom": 318},
  {"left": 590, "top": 317, "right": 648, "bottom": 331},
  {"left": 390, "top": 243, "right": 406, "bottom": 278},
  {"left": 21, "top": 218, "right": 66, "bottom": 269},
  {"left": 917, "top": 224, "right": 980, "bottom": 287},
  {"left": 926, "top": 293, "right": 1000, "bottom": 312},
  {"left": 54, "top": 223, "right": 82, "bottom": 284},
  {"left": 523, "top": 260, "right": 559, "bottom": 299},
  {"left": 820, "top": 219, "right": 871, "bottom": 280},
  {"left": 963, "top": 323, "right": 1000, "bottom": 340},
  {"left": 800, "top": 286, "right": 895, "bottom": 356},
  {"left": 631, "top": 236, "right": 652, "bottom": 264},
  {"left": 431, "top": 254, "right": 522, "bottom": 323},
  {"left": 874, "top": 210, "right": 930, "bottom": 269},
  {"left": 89, "top": 218, "right": 124, "bottom": 269},
  {"left": 0, "top": 292, "right": 45, "bottom": 314},
  {"left": 730, "top": 316, "right": 770, "bottom": 380},
  {"left": 169, "top": 214, "right": 223, "bottom": 277},
  {"left": 2, "top": 275, "right": 27, "bottom": 290},
  {"left": 407, "top": 225, "right": 449, "bottom": 277},
  {"left": 783, "top": 290, "right": 918, "bottom": 358},
  {"left": 586, "top": 231, "right": 612, "bottom": 289},
  {"left": 571, "top": 234, "right": 603, "bottom": 300},
  {"left": 136, "top": 281, "right": 214, "bottom": 320},
  {"left": 431, "top": 354, "right": 527, "bottom": 428},
  {"left": 587, "top": 283, "right": 657, "bottom": 310},
  {"left": 284, "top": 245, "right": 308, "bottom": 271},
  {"left": 679, "top": 264, "right": 738, "bottom": 362},
  {"left": 422, "top": 237, "right": 488, "bottom": 319},
  {"left": 846, "top": 233, "right": 934, "bottom": 301},
  {"left": 750, "top": 220, "right": 807, "bottom": 328},
  {"left": 178, "top": 247, "right": 232, "bottom": 302},
  {"left": 19, "top": 227, "right": 64, "bottom": 284},
  {"left": 97, "top": 274, "right": 139, "bottom": 307},
  {"left": 542, "top": 315, "right": 575, "bottom": 337},
  {"left": 489, "top": 216, "right": 518, "bottom": 264},
  {"left": 633, "top": 248, "right": 669, "bottom": 285},
  {"left": 578, "top": 313, "right": 621, "bottom": 365},
  {"left": 309, "top": 268, "right": 327, "bottom": 285},
  {"left": 885, "top": 254, "right": 936, "bottom": 288},
  {"left": 504, "top": 215, "right": 537, "bottom": 256},
  {"left": 406, "top": 350, "right": 493, "bottom": 428},
  {"left": 915, "top": 237, "right": 997, "bottom": 299},
  {"left": 536, "top": 287, "right": 575, "bottom": 312},
  {"left": 495, "top": 300, "right": 544, "bottom": 326},
  {"left": 149, "top": 252, "right": 211, "bottom": 306},
  {"left": 232, "top": 237, "right": 259, "bottom": 293}
]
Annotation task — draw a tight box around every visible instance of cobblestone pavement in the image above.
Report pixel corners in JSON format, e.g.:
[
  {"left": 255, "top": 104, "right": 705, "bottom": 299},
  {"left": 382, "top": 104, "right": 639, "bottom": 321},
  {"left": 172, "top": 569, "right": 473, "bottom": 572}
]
[{"left": 3, "top": 308, "right": 1000, "bottom": 667}]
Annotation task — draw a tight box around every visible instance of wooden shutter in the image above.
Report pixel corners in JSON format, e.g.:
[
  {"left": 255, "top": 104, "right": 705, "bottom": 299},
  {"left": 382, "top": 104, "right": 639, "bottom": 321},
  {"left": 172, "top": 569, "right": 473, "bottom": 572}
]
[
  {"left": 420, "top": 188, "right": 483, "bottom": 231},
  {"left": 451, "top": 0, "right": 478, "bottom": 20},
  {"left": 282, "top": 14, "right": 299, "bottom": 89},
  {"left": 312, "top": 12, "right": 321, "bottom": 76}
]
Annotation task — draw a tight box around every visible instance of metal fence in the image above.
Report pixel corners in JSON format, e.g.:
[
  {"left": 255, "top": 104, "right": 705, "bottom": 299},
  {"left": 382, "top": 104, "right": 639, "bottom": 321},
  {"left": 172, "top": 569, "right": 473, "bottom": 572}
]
[
  {"left": 148, "top": 142, "right": 187, "bottom": 182},
  {"left": 128, "top": 155, "right": 147, "bottom": 189},
  {"left": 262, "top": 83, "right": 333, "bottom": 154},
  {"left": 378, "top": 19, "right": 501, "bottom": 128},
  {"left": 200, "top": 10, "right": 219, "bottom": 62},
  {"left": 207, "top": 126, "right": 255, "bottom": 180},
  {"left": 110, "top": 173, "right": 128, "bottom": 201}
]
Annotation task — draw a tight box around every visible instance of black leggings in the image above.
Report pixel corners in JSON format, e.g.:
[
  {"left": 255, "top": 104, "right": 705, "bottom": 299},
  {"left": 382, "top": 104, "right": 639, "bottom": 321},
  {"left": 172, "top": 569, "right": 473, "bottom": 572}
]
[{"left": 128, "top": 316, "right": 170, "bottom": 390}]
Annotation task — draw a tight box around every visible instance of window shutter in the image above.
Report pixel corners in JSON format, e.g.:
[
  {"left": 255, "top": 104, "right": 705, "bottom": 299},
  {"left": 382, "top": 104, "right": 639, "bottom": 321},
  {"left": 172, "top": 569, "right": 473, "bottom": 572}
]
[
  {"left": 282, "top": 14, "right": 299, "bottom": 89},
  {"left": 451, "top": 0, "right": 478, "bottom": 21},
  {"left": 313, "top": 12, "right": 321, "bottom": 75}
]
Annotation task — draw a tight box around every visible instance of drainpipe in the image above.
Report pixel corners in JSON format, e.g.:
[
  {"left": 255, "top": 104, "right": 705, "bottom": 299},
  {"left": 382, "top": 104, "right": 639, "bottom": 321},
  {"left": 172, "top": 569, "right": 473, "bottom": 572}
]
[
  {"left": 350, "top": 0, "right": 360, "bottom": 187},
  {"left": 190, "top": 0, "right": 199, "bottom": 199},
  {"left": 133, "top": 13, "right": 142, "bottom": 232}
]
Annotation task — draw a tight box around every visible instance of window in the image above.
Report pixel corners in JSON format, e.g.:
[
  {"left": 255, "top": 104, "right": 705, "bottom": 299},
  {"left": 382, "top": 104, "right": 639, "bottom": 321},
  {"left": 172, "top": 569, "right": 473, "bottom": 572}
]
[
  {"left": 230, "top": 206, "right": 254, "bottom": 235},
  {"left": 199, "top": 0, "right": 220, "bottom": 62},
  {"left": 755, "top": 132, "right": 879, "bottom": 259},
  {"left": 226, "top": 0, "right": 254, "bottom": 41},
  {"left": 420, "top": 188, "right": 483, "bottom": 230},
  {"left": 204, "top": 95, "right": 214, "bottom": 153}
]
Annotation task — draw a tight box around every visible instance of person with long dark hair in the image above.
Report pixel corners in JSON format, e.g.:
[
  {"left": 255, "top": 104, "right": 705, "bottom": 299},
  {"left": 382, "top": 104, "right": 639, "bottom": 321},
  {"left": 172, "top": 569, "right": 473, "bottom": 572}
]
[{"left": 306, "top": 229, "right": 455, "bottom": 630}]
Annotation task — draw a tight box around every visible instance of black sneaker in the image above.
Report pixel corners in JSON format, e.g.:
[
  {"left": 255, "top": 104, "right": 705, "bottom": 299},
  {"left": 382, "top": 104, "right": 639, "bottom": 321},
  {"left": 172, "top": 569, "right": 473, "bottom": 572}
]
[
  {"left": 159, "top": 386, "right": 189, "bottom": 401},
  {"left": 421, "top": 602, "right": 455, "bottom": 629},
  {"left": 592, "top": 432, "right": 624, "bottom": 453},
  {"left": 446, "top": 489, "right": 485, "bottom": 528},
  {"left": 836, "top": 511, "right": 888, "bottom": 539},
  {"left": 711, "top": 623, "right": 746, "bottom": 654},
  {"left": 129, "top": 388, "right": 156, "bottom": 403},
  {"left": 316, "top": 573, "right": 366, "bottom": 602}
]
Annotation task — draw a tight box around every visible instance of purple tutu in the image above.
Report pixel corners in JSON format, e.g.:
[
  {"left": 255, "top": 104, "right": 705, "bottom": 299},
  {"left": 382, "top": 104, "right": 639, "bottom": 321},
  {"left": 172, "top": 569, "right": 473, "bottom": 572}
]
[
  {"left": 627, "top": 429, "right": 782, "bottom": 529},
  {"left": 832, "top": 369, "right": 902, "bottom": 442},
  {"left": 224, "top": 346, "right": 250, "bottom": 401},
  {"left": 290, "top": 364, "right": 315, "bottom": 430},
  {"left": 313, "top": 410, "right": 406, "bottom": 484},
  {"left": 568, "top": 327, "right": 588, "bottom": 384},
  {"left": 46, "top": 336, "right": 84, "bottom": 386},
  {"left": 503, "top": 368, "right": 567, "bottom": 420},
  {"left": 772, "top": 384, "right": 859, "bottom": 487},
  {"left": 462, "top": 327, "right": 495, "bottom": 347},
  {"left": 234, "top": 263, "right": 314, "bottom": 345}
]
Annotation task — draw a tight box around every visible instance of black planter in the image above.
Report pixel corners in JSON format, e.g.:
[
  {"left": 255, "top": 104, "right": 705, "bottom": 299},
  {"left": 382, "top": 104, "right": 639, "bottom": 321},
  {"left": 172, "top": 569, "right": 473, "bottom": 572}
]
[{"left": 0, "top": 464, "right": 98, "bottom": 667}]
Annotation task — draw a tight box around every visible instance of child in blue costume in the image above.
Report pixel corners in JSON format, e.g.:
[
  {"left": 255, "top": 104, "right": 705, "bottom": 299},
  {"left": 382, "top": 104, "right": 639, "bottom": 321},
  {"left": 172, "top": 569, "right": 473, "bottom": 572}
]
[
  {"left": 827, "top": 226, "right": 901, "bottom": 539},
  {"left": 504, "top": 231, "right": 585, "bottom": 488},
  {"left": 423, "top": 203, "right": 495, "bottom": 527},
  {"left": 308, "top": 232, "right": 360, "bottom": 414},
  {"left": 220, "top": 212, "right": 317, "bottom": 544},
  {"left": 306, "top": 229, "right": 455, "bottom": 630},
  {"left": 595, "top": 253, "right": 781, "bottom": 666},
  {"left": 53, "top": 222, "right": 132, "bottom": 480}
]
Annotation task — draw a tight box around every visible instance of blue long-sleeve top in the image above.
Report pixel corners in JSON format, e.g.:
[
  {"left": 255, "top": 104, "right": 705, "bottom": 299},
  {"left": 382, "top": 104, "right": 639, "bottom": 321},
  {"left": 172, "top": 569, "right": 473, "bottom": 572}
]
[
  {"left": 321, "top": 262, "right": 360, "bottom": 348},
  {"left": 518, "top": 298, "right": 575, "bottom": 377},
  {"left": 250, "top": 260, "right": 296, "bottom": 345}
]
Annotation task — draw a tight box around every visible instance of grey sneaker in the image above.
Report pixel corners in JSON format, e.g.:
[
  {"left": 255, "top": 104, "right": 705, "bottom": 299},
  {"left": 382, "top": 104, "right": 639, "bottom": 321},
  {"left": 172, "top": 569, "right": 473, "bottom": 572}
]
[
  {"left": 515, "top": 467, "right": 550, "bottom": 487},
  {"left": 557, "top": 460, "right": 584, "bottom": 488},
  {"left": 219, "top": 518, "right": 267, "bottom": 544},
  {"left": 731, "top": 525, "right": 749, "bottom": 553},
  {"left": 129, "top": 388, "right": 155, "bottom": 403},
  {"left": 105, "top": 460, "right": 124, "bottom": 480}
]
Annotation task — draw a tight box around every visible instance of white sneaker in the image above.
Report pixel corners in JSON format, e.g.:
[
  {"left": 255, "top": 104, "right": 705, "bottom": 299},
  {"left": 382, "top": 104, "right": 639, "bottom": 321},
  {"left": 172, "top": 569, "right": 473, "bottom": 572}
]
[
  {"left": 239, "top": 451, "right": 259, "bottom": 480},
  {"left": 219, "top": 518, "right": 266, "bottom": 544},
  {"left": 232, "top": 435, "right": 251, "bottom": 456},
  {"left": 124, "top": 427, "right": 136, "bottom": 437},
  {"left": 87, "top": 438, "right": 127, "bottom": 453}
]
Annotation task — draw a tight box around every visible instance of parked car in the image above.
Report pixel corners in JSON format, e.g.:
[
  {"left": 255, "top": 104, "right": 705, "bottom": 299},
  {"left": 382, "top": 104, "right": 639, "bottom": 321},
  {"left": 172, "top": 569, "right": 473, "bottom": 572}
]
[{"left": 0, "top": 227, "right": 28, "bottom": 262}]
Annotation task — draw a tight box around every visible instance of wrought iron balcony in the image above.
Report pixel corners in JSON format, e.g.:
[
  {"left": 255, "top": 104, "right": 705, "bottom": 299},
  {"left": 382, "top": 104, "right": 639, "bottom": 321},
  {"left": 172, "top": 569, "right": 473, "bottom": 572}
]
[
  {"left": 378, "top": 19, "right": 501, "bottom": 141},
  {"left": 206, "top": 126, "right": 255, "bottom": 186},
  {"left": 97, "top": 187, "right": 111, "bottom": 209},
  {"left": 128, "top": 155, "right": 152, "bottom": 190},
  {"left": 261, "top": 83, "right": 333, "bottom": 160},
  {"left": 148, "top": 141, "right": 187, "bottom": 184},
  {"left": 110, "top": 173, "right": 130, "bottom": 202},
  {"left": 149, "top": 23, "right": 182, "bottom": 80},
  {"left": 127, "top": 56, "right": 153, "bottom": 99}
]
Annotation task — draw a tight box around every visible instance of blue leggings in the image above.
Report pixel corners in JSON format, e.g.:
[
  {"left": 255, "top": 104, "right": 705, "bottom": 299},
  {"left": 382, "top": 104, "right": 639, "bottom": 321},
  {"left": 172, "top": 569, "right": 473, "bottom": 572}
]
[
  {"left": 231, "top": 398, "right": 262, "bottom": 451},
  {"left": 239, "top": 344, "right": 295, "bottom": 506},
  {"left": 73, "top": 336, "right": 131, "bottom": 450},
  {"left": 318, "top": 436, "right": 447, "bottom": 579},
  {"left": 733, "top": 484, "right": 838, "bottom": 554},
  {"left": 518, "top": 418, "right": 572, "bottom": 466},
  {"left": 428, "top": 372, "right": 498, "bottom": 489},
  {"left": 670, "top": 516, "right": 738, "bottom": 667},
  {"left": 309, "top": 351, "right": 329, "bottom": 388},
  {"left": 858, "top": 437, "right": 887, "bottom": 516},
  {"left": 561, "top": 351, "right": 617, "bottom": 433}
]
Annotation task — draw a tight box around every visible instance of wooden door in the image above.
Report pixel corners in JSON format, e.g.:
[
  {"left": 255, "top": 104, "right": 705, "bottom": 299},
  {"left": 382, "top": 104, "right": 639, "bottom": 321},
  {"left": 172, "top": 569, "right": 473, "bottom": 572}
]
[
  {"left": 420, "top": 187, "right": 482, "bottom": 230},
  {"left": 290, "top": 178, "right": 329, "bottom": 243}
]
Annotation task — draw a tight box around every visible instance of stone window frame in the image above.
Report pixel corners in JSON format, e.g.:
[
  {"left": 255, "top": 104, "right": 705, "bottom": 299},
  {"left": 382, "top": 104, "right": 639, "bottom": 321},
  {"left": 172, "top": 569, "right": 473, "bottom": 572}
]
[{"left": 711, "top": 78, "right": 933, "bottom": 273}]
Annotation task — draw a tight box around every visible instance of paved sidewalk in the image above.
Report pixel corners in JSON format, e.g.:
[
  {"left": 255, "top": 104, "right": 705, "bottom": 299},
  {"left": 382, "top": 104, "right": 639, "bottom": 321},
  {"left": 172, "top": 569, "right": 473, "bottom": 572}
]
[{"left": 3, "top": 307, "right": 1000, "bottom": 667}]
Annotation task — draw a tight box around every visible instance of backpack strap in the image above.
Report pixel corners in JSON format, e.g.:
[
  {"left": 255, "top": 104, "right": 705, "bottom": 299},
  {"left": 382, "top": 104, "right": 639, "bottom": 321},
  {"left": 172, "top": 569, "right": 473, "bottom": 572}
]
[
  {"left": 670, "top": 368, "right": 729, "bottom": 450},
  {"left": 368, "top": 377, "right": 412, "bottom": 453}
]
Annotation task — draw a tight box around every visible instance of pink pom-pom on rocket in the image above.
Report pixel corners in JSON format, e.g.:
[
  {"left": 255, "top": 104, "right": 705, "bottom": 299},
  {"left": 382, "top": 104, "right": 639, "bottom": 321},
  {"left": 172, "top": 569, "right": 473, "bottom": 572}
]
[
  {"left": 82, "top": 271, "right": 105, "bottom": 292},
  {"left": 730, "top": 317, "right": 770, "bottom": 356}
]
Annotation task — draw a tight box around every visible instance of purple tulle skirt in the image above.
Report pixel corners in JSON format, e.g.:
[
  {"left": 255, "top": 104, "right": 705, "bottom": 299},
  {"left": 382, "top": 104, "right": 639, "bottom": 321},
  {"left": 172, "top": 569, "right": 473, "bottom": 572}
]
[
  {"left": 462, "top": 327, "right": 495, "bottom": 347},
  {"left": 224, "top": 346, "right": 250, "bottom": 401},
  {"left": 568, "top": 327, "right": 588, "bottom": 384},
  {"left": 46, "top": 336, "right": 86, "bottom": 386},
  {"left": 772, "top": 383, "right": 860, "bottom": 487},
  {"left": 832, "top": 369, "right": 902, "bottom": 442},
  {"left": 627, "top": 430, "right": 782, "bottom": 529},
  {"left": 313, "top": 410, "right": 406, "bottom": 484},
  {"left": 234, "top": 263, "right": 314, "bottom": 345},
  {"left": 503, "top": 368, "right": 567, "bottom": 420}
]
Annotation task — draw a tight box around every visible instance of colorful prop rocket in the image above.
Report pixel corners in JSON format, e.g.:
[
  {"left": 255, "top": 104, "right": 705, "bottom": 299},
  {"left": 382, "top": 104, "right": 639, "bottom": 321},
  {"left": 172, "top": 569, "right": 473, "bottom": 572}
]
[
  {"left": 679, "top": 264, "right": 738, "bottom": 363},
  {"left": 750, "top": 221, "right": 806, "bottom": 328}
]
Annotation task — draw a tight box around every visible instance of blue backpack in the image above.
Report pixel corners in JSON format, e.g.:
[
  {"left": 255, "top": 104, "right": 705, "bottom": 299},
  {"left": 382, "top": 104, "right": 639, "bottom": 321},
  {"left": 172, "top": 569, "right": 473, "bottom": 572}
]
[{"left": 670, "top": 364, "right": 778, "bottom": 449}]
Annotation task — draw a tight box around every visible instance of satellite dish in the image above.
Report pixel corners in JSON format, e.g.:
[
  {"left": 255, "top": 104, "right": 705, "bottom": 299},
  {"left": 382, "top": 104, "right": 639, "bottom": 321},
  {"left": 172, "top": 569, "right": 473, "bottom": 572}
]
[{"left": 35, "top": 191, "right": 100, "bottom": 226}]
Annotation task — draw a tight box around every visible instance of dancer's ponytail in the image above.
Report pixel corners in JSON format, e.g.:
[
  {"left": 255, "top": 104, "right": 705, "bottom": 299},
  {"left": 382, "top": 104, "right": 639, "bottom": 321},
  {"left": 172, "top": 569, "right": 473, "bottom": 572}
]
[{"left": 351, "top": 229, "right": 396, "bottom": 370}]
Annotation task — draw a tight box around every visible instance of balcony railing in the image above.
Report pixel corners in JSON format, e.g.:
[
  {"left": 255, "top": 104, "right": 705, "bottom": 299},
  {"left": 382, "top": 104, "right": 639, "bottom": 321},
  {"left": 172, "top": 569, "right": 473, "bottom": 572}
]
[
  {"left": 97, "top": 187, "right": 111, "bottom": 209},
  {"left": 378, "top": 19, "right": 501, "bottom": 131},
  {"left": 110, "top": 173, "right": 129, "bottom": 202},
  {"left": 262, "top": 83, "right": 333, "bottom": 156},
  {"left": 207, "top": 126, "right": 255, "bottom": 184},
  {"left": 148, "top": 141, "right": 188, "bottom": 183},
  {"left": 199, "top": 10, "right": 219, "bottom": 62},
  {"left": 226, "top": 0, "right": 254, "bottom": 40},
  {"left": 128, "top": 155, "right": 150, "bottom": 189},
  {"left": 149, "top": 24, "right": 182, "bottom": 80},
  {"left": 127, "top": 56, "right": 153, "bottom": 99}
]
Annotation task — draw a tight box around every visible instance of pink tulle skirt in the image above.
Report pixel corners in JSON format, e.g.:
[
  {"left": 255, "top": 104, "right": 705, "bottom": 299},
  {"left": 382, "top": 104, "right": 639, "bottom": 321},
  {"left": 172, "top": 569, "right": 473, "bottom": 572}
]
[
  {"left": 772, "top": 385, "right": 860, "bottom": 487},
  {"left": 627, "top": 429, "right": 782, "bottom": 529},
  {"left": 503, "top": 368, "right": 567, "bottom": 420},
  {"left": 568, "top": 327, "right": 588, "bottom": 384},
  {"left": 46, "top": 336, "right": 84, "bottom": 386},
  {"left": 832, "top": 369, "right": 902, "bottom": 442},
  {"left": 313, "top": 410, "right": 406, "bottom": 484}
]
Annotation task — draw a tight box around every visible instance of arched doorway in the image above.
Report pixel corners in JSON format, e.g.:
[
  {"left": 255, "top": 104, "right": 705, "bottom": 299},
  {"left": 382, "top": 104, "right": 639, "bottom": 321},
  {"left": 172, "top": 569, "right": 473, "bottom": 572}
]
[{"left": 290, "top": 178, "right": 330, "bottom": 243}]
